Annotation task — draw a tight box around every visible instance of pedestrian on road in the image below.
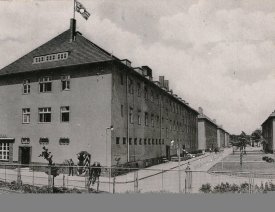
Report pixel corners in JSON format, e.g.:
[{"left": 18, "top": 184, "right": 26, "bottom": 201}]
[{"left": 68, "top": 159, "right": 74, "bottom": 176}]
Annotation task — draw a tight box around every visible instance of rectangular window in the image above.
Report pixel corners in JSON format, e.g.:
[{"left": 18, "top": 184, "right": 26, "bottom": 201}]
[
  {"left": 38, "top": 107, "right": 51, "bottom": 123},
  {"left": 59, "top": 138, "right": 70, "bottom": 145},
  {"left": 148, "top": 139, "right": 151, "bottom": 145},
  {"left": 134, "top": 138, "right": 137, "bottom": 145},
  {"left": 23, "top": 79, "right": 30, "bottom": 94},
  {"left": 0, "top": 142, "right": 9, "bottom": 161},
  {"left": 145, "top": 112, "right": 148, "bottom": 126},
  {"left": 144, "top": 139, "right": 147, "bottom": 145},
  {"left": 21, "top": 137, "right": 30, "bottom": 144},
  {"left": 120, "top": 73, "right": 124, "bottom": 85},
  {"left": 61, "top": 75, "right": 70, "bottom": 91},
  {"left": 152, "top": 139, "right": 154, "bottom": 145},
  {"left": 39, "top": 137, "right": 49, "bottom": 145},
  {"left": 61, "top": 106, "right": 70, "bottom": 122},
  {"left": 116, "top": 137, "right": 120, "bottom": 145},
  {"left": 151, "top": 114, "right": 154, "bottom": 127},
  {"left": 123, "top": 137, "right": 126, "bottom": 145},
  {"left": 138, "top": 111, "right": 141, "bottom": 125},
  {"left": 129, "top": 107, "right": 133, "bottom": 124},
  {"left": 22, "top": 108, "right": 30, "bottom": 124},
  {"left": 156, "top": 116, "right": 159, "bottom": 127},
  {"left": 121, "top": 105, "right": 124, "bottom": 117},
  {"left": 129, "top": 138, "right": 132, "bottom": 145},
  {"left": 39, "top": 76, "right": 52, "bottom": 93},
  {"left": 137, "top": 83, "right": 141, "bottom": 97},
  {"left": 139, "top": 138, "right": 142, "bottom": 145},
  {"left": 129, "top": 78, "right": 134, "bottom": 94},
  {"left": 159, "top": 139, "right": 161, "bottom": 145},
  {"left": 144, "top": 86, "right": 148, "bottom": 100},
  {"left": 150, "top": 90, "right": 154, "bottom": 102},
  {"left": 162, "top": 139, "right": 164, "bottom": 145}
]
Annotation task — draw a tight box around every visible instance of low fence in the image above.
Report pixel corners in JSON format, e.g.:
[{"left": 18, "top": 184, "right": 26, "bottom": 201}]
[{"left": 0, "top": 162, "right": 274, "bottom": 194}]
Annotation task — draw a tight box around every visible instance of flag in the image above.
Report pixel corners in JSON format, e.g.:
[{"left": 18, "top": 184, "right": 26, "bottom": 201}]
[{"left": 75, "top": 0, "right": 90, "bottom": 20}]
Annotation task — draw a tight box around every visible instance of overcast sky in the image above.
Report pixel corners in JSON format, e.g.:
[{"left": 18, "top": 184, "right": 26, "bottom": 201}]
[{"left": 1, "top": 0, "right": 275, "bottom": 134}]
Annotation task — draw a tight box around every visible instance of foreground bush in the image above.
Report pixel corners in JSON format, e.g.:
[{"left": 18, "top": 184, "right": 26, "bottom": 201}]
[
  {"left": 0, "top": 180, "right": 83, "bottom": 193},
  {"left": 199, "top": 182, "right": 275, "bottom": 193}
]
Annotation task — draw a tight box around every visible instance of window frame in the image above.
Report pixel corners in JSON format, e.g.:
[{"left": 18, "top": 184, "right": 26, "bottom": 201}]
[
  {"left": 23, "top": 79, "right": 30, "bottom": 94},
  {"left": 61, "top": 75, "right": 70, "bottom": 91},
  {"left": 38, "top": 107, "right": 51, "bottom": 123},
  {"left": 39, "top": 76, "right": 52, "bottom": 93},
  {"left": 22, "top": 108, "right": 30, "bottom": 124},
  {"left": 0, "top": 142, "right": 10, "bottom": 161},
  {"left": 61, "top": 106, "right": 70, "bottom": 122}
]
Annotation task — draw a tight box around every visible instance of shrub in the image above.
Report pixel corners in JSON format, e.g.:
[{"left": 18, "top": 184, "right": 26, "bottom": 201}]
[{"left": 199, "top": 183, "right": 212, "bottom": 193}]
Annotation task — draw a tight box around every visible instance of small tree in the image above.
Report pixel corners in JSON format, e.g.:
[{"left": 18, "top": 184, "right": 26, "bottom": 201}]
[
  {"left": 230, "top": 132, "right": 250, "bottom": 167},
  {"left": 251, "top": 129, "right": 262, "bottom": 147},
  {"left": 38, "top": 146, "right": 59, "bottom": 188}
]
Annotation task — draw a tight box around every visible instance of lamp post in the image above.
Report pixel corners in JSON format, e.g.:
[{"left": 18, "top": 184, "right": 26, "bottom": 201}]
[
  {"left": 171, "top": 140, "right": 181, "bottom": 193},
  {"left": 106, "top": 125, "right": 114, "bottom": 166}
]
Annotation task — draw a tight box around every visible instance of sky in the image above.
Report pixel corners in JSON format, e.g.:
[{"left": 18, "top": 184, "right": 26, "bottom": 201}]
[{"left": 1, "top": 0, "right": 275, "bottom": 134}]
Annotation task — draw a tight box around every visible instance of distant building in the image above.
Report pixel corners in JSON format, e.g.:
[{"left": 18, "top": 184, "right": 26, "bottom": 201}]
[
  {"left": 0, "top": 19, "right": 199, "bottom": 167},
  {"left": 217, "top": 126, "right": 226, "bottom": 148},
  {"left": 262, "top": 111, "right": 275, "bottom": 153},
  {"left": 197, "top": 107, "right": 218, "bottom": 151},
  {"left": 224, "top": 131, "right": 230, "bottom": 147}
]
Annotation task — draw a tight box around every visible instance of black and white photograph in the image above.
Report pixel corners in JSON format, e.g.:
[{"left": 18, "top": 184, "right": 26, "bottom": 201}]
[{"left": 1, "top": 0, "right": 275, "bottom": 195}]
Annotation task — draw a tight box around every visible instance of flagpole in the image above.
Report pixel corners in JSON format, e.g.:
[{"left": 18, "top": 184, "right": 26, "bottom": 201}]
[{"left": 73, "top": 0, "right": 76, "bottom": 19}]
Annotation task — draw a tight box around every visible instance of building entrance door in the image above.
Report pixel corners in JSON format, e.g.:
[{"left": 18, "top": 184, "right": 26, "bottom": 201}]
[
  {"left": 19, "top": 146, "right": 31, "bottom": 165},
  {"left": 166, "top": 145, "right": 170, "bottom": 161}
]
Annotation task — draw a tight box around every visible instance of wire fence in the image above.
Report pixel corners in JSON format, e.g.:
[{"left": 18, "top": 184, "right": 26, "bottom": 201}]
[{"left": 1, "top": 162, "right": 275, "bottom": 194}]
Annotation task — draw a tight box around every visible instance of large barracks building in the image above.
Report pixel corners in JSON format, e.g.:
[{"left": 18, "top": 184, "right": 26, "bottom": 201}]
[{"left": 0, "top": 19, "right": 201, "bottom": 167}]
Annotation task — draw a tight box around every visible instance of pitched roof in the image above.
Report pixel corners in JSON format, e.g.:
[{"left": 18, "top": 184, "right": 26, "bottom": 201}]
[
  {"left": 261, "top": 111, "right": 275, "bottom": 126},
  {"left": 0, "top": 29, "right": 114, "bottom": 76}
]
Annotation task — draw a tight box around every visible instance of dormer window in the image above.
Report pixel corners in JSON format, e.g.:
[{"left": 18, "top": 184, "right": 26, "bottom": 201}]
[{"left": 33, "top": 52, "right": 69, "bottom": 64}]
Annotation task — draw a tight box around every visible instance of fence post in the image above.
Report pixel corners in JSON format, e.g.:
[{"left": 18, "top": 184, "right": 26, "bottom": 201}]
[
  {"left": 109, "top": 167, "right": 111, "bottom": 193},
  {"left": 161, "top": 169, "right": 164, "bottom": 192},
  {"left": 86, "top": 167, "right": 90, "bottom": 193},
  {"left": 185, "top": 163, "right": 192, "bottom": 193},
  {"left": 32, "top": 164, "right": 35, "bottom": 187},
  {"left": 96, "top": 176, "right": 100, "bottom": 193},
  {"left": 134, "top": 170, "right": 139, "bottom": 193},
  {"left": 48, "top": 166, "right": 53, "bottom": 192},
  {"left": 4, "top": 164, "right": 6, "bottom": 183},
  {"left": 113, "top": 176, "right": 116, "bottom": 194},
  {"left": 63, "top": 174, "right": 65, "bottom": 188},
  {"left": 17, "top": 164, "right": 22, "bottom": 186}
]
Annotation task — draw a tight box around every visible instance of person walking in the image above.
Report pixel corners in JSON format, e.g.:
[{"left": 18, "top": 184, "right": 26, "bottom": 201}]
[{"left": 68, "top": 159, "right": 74, "bottom": 176}]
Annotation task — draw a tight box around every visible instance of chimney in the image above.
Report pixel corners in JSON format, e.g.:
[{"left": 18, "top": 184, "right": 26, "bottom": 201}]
[
  {"left": 164, "top": 80, "right": 169, "bottom": 90},
  {"left": 121, "top": 59, "right": 132, "bottom": 67},
  {"left": 70, "top": 18, "right": 76, "bottom": 42},
  {"left": 198, "top": 107, "right": 203, "bottom": 114},
  {"left": 134, "top": 67, "right": 143, "bottom": 75},
  {"left": 159, "top": 76, "right": 165, "bottom": 87}
]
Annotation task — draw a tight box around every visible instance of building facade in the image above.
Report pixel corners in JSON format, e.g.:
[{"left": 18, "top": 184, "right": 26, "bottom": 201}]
[
  {"left": 217, "top": 126, "right": 226, "bottom": 148},
  {"left": 0, "top": 19, "right": 199, "bottom": 167},
  {"left": 262, "top": 111, "right": 275, "bottom": 153},
  {"left": 197, "top": 108, "right": 218, "bottom": 151}
]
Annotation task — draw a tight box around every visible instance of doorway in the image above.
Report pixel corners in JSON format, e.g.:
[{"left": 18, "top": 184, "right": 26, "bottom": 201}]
[
  {"left": 19, "top": 146, "right": 31, "bottom": 165},
  {"left": 166, "top": 145, "right": 170, "bottom": 160}
]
